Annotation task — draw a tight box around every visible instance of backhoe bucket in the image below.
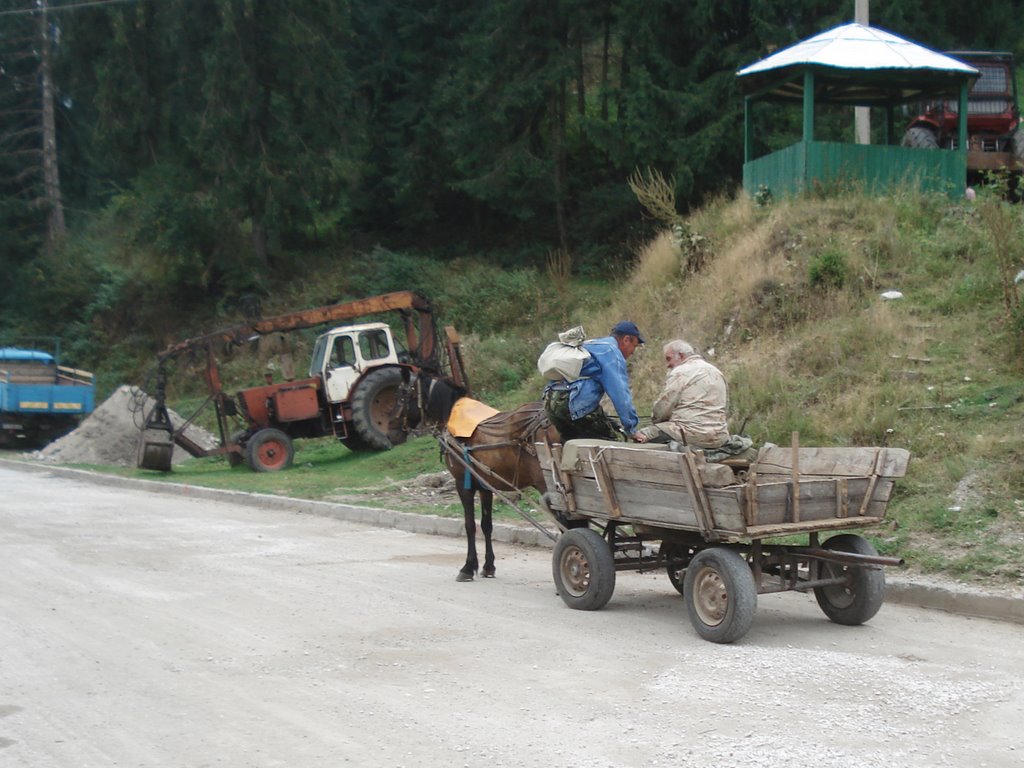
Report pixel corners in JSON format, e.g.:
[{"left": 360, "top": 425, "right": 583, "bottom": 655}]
[{"left": 137, "top": 404, "right": 175, "bottom": 472}]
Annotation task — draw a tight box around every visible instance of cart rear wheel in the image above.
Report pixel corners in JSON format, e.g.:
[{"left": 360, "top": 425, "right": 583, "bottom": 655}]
[
  {"left": 552, "top": 528, "right": 615, "bottom": 611},
  {"left": 683, "top": 548, "right": 757, "bottom": 644},
  {"left": 813, "top": 534, "right": 885, "bottom": 626},
  {"left": 246, "top": 428, "right": 294, "bottom": 472},
  {"left": 661, "top": 541, "right": 693, "bottom": 597}
]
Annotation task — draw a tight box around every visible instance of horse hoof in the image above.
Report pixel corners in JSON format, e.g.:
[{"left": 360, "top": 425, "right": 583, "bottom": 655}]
[
  {"left": 482, "top": 569, "right": 496, "bottom": 578},
  {"left": 456, "top": 571, "right": 475, "bottom": 582}
]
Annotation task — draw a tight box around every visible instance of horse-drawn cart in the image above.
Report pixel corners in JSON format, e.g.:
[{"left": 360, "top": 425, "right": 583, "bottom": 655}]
[{"left": 536, "top": 438, "right": 910, "bottom": 643}]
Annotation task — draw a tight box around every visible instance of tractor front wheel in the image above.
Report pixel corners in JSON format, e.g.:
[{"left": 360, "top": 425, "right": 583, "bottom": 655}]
[{"left": 246, "top": 428, "right": 294, "bottom": 472}]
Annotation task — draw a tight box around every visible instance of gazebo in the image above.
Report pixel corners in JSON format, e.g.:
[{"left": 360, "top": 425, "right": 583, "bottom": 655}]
[{"left": 737, "top": 23, "right": 978, "bottom": 197}]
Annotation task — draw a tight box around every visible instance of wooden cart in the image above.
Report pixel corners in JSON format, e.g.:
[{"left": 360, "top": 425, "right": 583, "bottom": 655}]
[{"left": 536, "top": 438, "right": 910, "bottom": 643}]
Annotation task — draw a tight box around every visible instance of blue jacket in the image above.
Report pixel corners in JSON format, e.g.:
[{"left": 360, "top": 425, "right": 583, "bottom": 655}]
[{"left": 549, "top": 336, "right": 639, "bottom": 435}]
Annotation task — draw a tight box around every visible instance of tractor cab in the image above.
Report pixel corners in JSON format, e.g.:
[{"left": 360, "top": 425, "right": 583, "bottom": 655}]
[{"left": 311, "top": 323, "right": 401, "bottom": 403}]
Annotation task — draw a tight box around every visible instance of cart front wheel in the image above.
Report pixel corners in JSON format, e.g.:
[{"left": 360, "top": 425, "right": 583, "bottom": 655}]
[
  {"left": 683, "top": 548, "right": 757, "bottom": 644},
  {"left": 813, "top": 534, "right": 885, "bottom": 626},
  {"left": 552, "top": 528, "right": 615, "bottom": 611}
]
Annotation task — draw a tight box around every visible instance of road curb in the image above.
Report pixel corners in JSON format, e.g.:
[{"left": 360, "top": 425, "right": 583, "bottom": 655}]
[{"left": 5, "top": 457, "right": 1022, "bottom": 626}]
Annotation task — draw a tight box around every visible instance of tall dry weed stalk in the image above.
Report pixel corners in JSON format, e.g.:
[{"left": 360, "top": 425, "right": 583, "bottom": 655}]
[
  {"left": 545, "top": 248, "right": 573, "bottom": 293},
  {"left": 627, "top": 167, "right": 709, "bottom": 274}
]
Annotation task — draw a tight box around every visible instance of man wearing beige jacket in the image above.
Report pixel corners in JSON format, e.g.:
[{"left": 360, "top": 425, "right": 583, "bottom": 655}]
[{"left": 634, "top": 339, "right": 730, "bottom": 448}]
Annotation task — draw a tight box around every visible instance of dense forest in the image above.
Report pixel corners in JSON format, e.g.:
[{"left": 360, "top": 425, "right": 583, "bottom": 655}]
[{"left": 1, "top": 0, "right": 1023, "bottom": 372}]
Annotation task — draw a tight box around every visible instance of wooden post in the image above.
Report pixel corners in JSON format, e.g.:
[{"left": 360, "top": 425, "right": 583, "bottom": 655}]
[
  {"left": 744, "top": 96, "right": 753, "bottom": 164},
  {"left": 803, "top": 70, "right": 815, "bottom": 143},
  {"left": 591, "top": 449, "right": 621, "bottom": 518},
  {"left": 791, "top": 431, "right": 801, "bottom": 523},
  {"left": 958, "top": 83, "right": 969, "bottom": 157}
]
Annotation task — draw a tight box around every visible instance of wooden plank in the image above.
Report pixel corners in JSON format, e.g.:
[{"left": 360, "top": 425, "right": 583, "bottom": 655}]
[
  {"left": 550, "top": 442, "right": 577, "bottom": 514},
  {"left": 744, "top": 516, "right": 885, "bottom": 539},
  {"left": 836, "top": 477, "right": 849, "bottom": 518},
  {"left": 591, "top": 450, "right": 622, "bottom": 518},
  {"left": 875, "top": 447, "right": 911, "bottom": 478},
  {"left": 791, "top": 432, "right": 801, "bottom": 523},
  {"left": 755, "top": 446, "right": 909, "bottom": 478}
]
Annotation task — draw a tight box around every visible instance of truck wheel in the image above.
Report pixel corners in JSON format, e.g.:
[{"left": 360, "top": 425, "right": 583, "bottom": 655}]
[
  {"left": 901, "top": 125, "right": 939, "bottom": 149},
  {"left": 552, "top": 528, "right": 616, "bottom": 611},
  {"left": 813, "top": 534, "right": 885, "bottom": 626},
  {"left": 683, "top": 548, "right": 757, "bottom": 644},
  {"left": 246, "top": 428, "right": 294, "bottom": 472},
  {"left": 351, "top": 367, "right": 407, "bottom": 450}
]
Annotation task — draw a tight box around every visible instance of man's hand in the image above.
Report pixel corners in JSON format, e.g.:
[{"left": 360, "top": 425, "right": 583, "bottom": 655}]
[{"left": 632, "top": 432, "right": 648, "bottom": 443}]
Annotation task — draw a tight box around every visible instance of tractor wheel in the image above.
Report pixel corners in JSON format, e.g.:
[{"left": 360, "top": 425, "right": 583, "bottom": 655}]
[
  {"left": 1012, "top": 125, "right": 1024, "bottom": 165},
  {"left": 350, "top": 367, "right": 408, "bottom": 450},
  {"left": 246, "top": 428, "right": 294, "bottom": 472},
  {"left": 340, "top": 430, "right": 371, "bottom": 452},
  {"left": 901, "top": 125, "right": 939, "bottom": 149}
]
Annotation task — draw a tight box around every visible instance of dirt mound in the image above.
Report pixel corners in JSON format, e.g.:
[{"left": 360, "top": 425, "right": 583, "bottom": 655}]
[{"left": 30, "top": 385, "right": 218, "bottom": 467}]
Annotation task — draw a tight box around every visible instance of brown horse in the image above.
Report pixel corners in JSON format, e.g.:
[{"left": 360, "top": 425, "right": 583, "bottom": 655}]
[{"left": 419, "top": 374, "right": 560, "bottom": 581}]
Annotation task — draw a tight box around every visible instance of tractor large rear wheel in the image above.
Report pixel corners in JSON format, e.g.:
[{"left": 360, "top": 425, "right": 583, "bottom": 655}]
[
  {"left": 351, "top": 367, "right": 408, "bottom": 450},
  {"left": 901, "top": 125, "right": 939, "bottom": 149}
]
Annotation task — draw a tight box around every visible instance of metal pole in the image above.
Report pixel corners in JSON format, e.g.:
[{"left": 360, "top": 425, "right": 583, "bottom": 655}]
[{"left": 855, "top": 0, "right": 871, "bottom": 144}]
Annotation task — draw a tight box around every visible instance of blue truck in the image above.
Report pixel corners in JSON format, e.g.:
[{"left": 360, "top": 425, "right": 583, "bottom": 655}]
[{"left": 0, "top": 345, "right": 96, "bottom": 447}]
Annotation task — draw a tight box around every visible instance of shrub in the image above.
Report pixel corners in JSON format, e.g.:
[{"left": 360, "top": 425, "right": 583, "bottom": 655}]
[{"left": 808, "top": 248, "right": 847, "bottom": 290}]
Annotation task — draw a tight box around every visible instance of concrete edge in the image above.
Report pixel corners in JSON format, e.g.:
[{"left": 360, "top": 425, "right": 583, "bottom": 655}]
[{"left": 4, "top": 457, "right": 1021, "bottom": 626}]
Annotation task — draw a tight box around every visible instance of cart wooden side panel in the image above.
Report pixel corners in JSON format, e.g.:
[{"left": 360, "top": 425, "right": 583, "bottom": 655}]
[{"left": 537, "top": 440, "right": 910, "bottom": 541}]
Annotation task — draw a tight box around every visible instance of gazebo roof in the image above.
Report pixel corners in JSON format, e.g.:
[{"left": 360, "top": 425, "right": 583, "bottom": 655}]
[{"left": 737, "top": 23, "right": 978, "bottom": 106}]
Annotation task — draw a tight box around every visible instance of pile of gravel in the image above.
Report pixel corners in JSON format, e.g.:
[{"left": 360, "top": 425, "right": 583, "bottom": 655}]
[{"left": 30, "top": 385, "right": 219, "bottom": 467}]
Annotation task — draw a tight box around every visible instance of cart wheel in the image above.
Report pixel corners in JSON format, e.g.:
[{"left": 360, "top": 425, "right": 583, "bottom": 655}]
[
  {"left": 661, "top": 541, "right": 692, "bottom": 597},
  {"left": 552, "top": 528, "right": 615, "bottom": 611},
  {"left": 813, "top": 534, "right": 885, "bottom": 626},
  {"left": 683, "top": 548, "right": 757, "bottom": 644},
  {"left": 246, "top": 428, "right": 294, "bottom": 472}
]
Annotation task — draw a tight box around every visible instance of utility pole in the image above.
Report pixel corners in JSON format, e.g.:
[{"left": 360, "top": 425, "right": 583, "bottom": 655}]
[
  {"left": 854, "top": 0, "right": 870, "bottom": 144},
  {"left": 39, "top": 0, "right": 66, "bottom": 249}
]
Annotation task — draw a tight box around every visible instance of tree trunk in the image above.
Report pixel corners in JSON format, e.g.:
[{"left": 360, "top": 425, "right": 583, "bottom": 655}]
[
  {"left": 600, "top": 12, "right": 611, "bottom": 121},
  {"left": 39, "top": 0, "right": 65, "bottom": 251}
]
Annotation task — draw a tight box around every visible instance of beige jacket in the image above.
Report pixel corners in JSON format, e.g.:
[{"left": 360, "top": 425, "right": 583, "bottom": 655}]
[{"left": 640, "top": 354, "right": 729, "bottom": 448}]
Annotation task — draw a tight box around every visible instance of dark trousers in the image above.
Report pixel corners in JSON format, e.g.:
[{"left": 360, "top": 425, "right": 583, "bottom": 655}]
[{"left": 543, "top": 389, "right": 620, "bottom": 442}]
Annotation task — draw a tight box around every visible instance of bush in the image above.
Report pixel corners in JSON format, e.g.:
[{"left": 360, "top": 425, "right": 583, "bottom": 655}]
[{"left": 808, "top": 248, "right": 847, "bottom": 290}]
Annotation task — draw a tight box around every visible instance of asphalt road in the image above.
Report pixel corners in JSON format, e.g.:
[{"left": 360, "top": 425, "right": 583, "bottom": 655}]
[{"left": 2, "top": 464, "right": 1022, "bottom": 768}]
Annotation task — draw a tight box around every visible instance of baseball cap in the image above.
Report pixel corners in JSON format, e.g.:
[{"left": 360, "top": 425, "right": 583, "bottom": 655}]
[{"left": 611, "top": 320, "right": 645, "bottom": 345}]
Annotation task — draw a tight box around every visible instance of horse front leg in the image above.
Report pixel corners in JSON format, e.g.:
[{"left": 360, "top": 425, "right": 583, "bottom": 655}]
[
  {"left": 456, "top": 486, "right": 478, "bottom": 582},
  {"left": 480, "top": 490, "right": 496, "bottom": 578}
]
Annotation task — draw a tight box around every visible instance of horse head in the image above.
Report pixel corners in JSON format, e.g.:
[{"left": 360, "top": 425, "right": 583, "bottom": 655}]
[{"left": 417, "top": 372, "right": 468, "bottom": 427}]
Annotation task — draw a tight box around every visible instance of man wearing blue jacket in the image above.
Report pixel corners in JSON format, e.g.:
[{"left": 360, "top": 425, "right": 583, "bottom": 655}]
[{"left": 543, "top": 321, "right": 644, "bottom": 442}]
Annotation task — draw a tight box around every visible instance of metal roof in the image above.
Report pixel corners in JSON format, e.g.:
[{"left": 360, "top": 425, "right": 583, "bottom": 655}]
[
  {"left": 0, "top": 348, "right": 54, "bottom": 363},
  {"left": 737, "top": 23, "right": 979, "bottom": 105}
]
